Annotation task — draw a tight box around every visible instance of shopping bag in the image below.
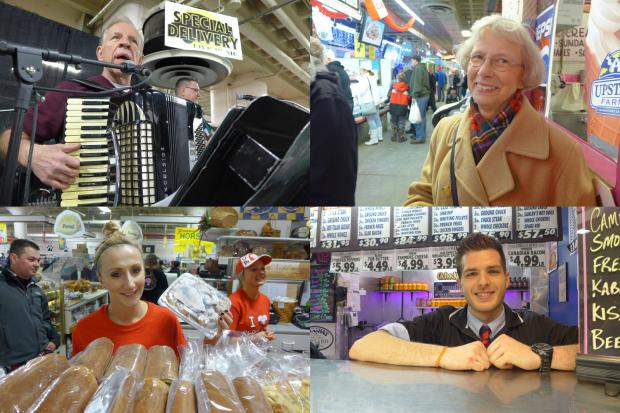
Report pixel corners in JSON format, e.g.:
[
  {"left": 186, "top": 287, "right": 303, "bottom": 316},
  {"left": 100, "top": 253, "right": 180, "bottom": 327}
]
[
  {"left": 360, "top": 102, "right": 377, "bottom": 116},
  {"left": 408, "top": 100, "right": 421, "bottom": 124}
]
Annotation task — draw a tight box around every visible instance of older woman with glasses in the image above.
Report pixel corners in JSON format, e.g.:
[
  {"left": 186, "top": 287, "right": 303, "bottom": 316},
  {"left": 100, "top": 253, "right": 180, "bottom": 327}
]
[{"left": 405, "top": 15, "right": 596, "bottom": 206}]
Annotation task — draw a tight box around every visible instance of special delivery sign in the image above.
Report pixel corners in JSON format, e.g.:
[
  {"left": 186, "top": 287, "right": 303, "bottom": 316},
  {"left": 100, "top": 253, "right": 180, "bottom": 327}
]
[{"left": 165, "top": 1, "right": 243, "bottom": 60}]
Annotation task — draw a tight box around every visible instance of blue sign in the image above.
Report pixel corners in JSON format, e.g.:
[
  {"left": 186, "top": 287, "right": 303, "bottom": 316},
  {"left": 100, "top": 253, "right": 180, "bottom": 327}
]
[
  {"left": 401, "top": 41, "right": 413, "bottom": 57},
  {"left": 590, "top": 49, "right": 620, "bottom": 116},
  {"left": 324, "top": 26, "right": 355, "bottom": 51}
]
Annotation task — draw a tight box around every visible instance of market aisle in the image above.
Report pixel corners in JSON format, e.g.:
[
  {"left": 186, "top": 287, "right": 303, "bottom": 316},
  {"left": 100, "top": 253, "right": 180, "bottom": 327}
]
[{"left": 356, "top": 110, "right": 434, "bottom": 205}]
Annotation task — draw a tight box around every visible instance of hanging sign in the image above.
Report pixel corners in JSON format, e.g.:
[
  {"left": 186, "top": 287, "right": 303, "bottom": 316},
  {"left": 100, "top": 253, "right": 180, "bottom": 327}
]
[
  {"left": 361, "top": 250, "right": 394, "bottom": 272},
  {"left": 357, "top": 207, "right": 390, "bottom": 248},
  {"left": 393, "top": 207, "right": 429, "bottom": 247},
  {"left": 310, "top": 207, "right": 319, "bottom": 249},
  {"left": 506, "top": 243, "right": 547, "bottom": 267},
  {"left": 430, "top": 246, "right": 457, "bottom": 270},
  {"left": 515, "top": 207, "right": 559, "bottom": 241},
  {"left": 395, "top": 247, "right": 430, "bottom": 271},
  {"left": 319, "top": 208, "right": 352, "bottom": 249},
  {"left": 472, "top": 207, "right": 512, "bottom": 240},
  {"left": 431, "top": 207, "right": 470, "bottom": 244},
  {"left": 54, "top": 210, "right": 85, "bottom": 238},
  {"left": 329, "top": 251, "right": 362, "bottom": 273}
]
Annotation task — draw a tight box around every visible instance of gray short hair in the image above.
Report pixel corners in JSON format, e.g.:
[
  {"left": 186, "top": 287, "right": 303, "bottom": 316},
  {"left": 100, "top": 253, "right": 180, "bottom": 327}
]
[
  {"left": 175, "top": 77, "right": 198, "bottom": 95},
  {"left": 455, "top": 14, "right": 545, "bottom": 90},
  {"left": 100, "top": 16, "right": 144, "bottom": 53}
]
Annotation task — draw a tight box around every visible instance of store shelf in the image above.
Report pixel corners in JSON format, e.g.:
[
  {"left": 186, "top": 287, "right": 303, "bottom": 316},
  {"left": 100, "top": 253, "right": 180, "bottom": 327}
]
[{"left": 65, "top": 290, "right": 108, "bottom": 310}]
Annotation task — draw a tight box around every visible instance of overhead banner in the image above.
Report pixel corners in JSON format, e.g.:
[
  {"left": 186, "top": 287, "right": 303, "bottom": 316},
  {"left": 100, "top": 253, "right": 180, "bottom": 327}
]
[
  {"left": 165, "top": 1, "right": 242, "bottom": 60},
  {"left": 174, "top": 227, "right": 214, "bottom": 253}
]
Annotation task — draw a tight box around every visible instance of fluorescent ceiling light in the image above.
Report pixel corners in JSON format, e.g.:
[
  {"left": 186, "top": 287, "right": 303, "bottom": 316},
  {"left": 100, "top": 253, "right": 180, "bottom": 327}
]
[
  {"left": 461, "top": 30, "right": 472, "bottom": 37},
  {"left": 394, "top": 0, "right": 425, "bottom": 25},
  {"left": 98, "top": 207, "right": 111, "bottom": 213}
]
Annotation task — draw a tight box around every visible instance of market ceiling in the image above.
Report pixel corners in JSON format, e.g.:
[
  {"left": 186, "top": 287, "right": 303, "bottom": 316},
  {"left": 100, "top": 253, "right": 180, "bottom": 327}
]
[{"left": 383, "top": 0, "right": 497, "bottom": 53}]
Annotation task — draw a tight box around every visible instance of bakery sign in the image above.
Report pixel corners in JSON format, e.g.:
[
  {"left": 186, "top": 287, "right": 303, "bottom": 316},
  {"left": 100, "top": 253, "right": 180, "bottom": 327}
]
[
  {"left": 310, "top": 325, "right": 335, "bottom": 352},
  {"left": 590, "top": 49, "right": 620, "bottom": 116}
]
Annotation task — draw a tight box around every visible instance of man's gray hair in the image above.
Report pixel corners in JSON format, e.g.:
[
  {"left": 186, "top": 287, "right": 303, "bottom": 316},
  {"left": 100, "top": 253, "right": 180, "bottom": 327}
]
[
  {"left": 100, "top": 16, "right": 144, "bottom": 52},
  {"left": 175, "top": 77, "right": 199, "bottom": 95}
]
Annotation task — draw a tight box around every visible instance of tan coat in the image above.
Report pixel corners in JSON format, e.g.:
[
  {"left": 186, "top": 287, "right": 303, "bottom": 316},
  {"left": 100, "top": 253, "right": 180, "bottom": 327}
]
[{"left": 405, "top": 98, "right": 596, "bottom": 206}]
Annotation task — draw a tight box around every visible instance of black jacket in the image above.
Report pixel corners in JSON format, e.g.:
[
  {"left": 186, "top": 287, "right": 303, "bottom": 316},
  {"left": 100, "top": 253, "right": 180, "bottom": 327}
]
[
  {"left": 141, "top": 269, "right": 169, "bottom": 304},
  {"left": 399, "top": 303, "right": 577, "bottom": 347},
  {"left": 310, "top": 71, "right": 357, "bottom": 205},
  {"left": 326, "top": 61, "right": 354, "bottom": 109},
  {"left": 0, "top": 268, "right": 60, "bottom": 367}
]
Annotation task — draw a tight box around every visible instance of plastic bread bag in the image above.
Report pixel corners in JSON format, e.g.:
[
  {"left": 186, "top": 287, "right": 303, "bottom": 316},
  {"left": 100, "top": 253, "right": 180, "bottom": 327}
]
[
  {"left": 165, "top": 379, "right": 197, "bottom": 413},
  {"left": 204, "top": 334, "right": 267, "bottom": 379},
  {"left": 71, "top": 337, "right": 114, "bottom": 381},
  {"left": 158, "top": 274, "right": 231, "bottom": 339},
  {"left": 231, "top": 376, "right": 274, "bottom": 413},
  {"left": 133, "top": 377, "right": 169, "bottom": 413},
  {"left": 27, "top": 365, "right": 98, "bottom": 413},
  {"left": 0, "top": 353, "right": 70, "bottom": 413},
  {"left": 178, "top": 340, "right": 205, "bottom": 382},
  {"left": 102, "top": 343, "right": 147, "bottom": 381},
  {"left": 84, "top": 367, "right": 139, "bottom": 413},
  {"left": 195, "top": 369, "right": 244, "bottom": 413},
  {"left": 144, "top": 345, "right": 179, "bottom": 384}
]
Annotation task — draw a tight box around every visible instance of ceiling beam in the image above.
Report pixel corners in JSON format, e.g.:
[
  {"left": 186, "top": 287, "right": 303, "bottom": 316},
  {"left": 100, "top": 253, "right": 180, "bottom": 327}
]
[{"left": 55, "top": 0, "right": 99, "bottom": 15}]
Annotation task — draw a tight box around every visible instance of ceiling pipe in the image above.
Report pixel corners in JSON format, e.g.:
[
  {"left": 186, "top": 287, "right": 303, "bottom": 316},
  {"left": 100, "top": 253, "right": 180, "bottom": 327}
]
[
  {"left": 260, "top": 0, "right": 309, "bottom": 51},
  {"left": 87, "top": 0, "right": 123, "bottom": 28}
]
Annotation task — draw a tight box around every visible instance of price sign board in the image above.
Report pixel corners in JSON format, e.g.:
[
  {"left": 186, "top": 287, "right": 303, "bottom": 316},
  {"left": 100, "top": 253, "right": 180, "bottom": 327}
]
[
  {"left": 357, "top": 207, "right": 391, "bottom": 248},
  {"left": 310, "top": 207, "right": 318, "bottom": 249},
  {"left": 430, "top": 246, "right": 457, "bottom": 270},
  {"left": 395, "top": 248, "right": 430, "bottom": 271},
  {"left": 329, "top": 251, "right": 362, "bottom": 273},
  {"left": 506, "top": 243, "right": 546, "bottom": 267},
  {"left": 431, "top": 207, "right": 470, "bottom": 244},
  {"left": 472, "top": 207, "right": 512, "bottom": 240},
  {"left": 393, "top": 207, "right": 430, "bottom": 247},
  {"left": 319, "top": 208, "right": 352, "bottom": 249},
  {"left": 310, "top": 268, "right": 336, "bottom": 322},
  {"left": 567, "top": 207, "right": 578, "bottom": 255},
  {"left": 361, "top": 250, "right": 395, "bottom": 272},
  {"left": 515, "top": 207, "right": 560, "bottom": 242}
]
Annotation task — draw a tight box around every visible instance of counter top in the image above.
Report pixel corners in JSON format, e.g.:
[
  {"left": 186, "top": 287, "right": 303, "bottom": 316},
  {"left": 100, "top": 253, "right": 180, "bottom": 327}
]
[{"left": 311, "top": 359, "right": 620, "bottom": 412}]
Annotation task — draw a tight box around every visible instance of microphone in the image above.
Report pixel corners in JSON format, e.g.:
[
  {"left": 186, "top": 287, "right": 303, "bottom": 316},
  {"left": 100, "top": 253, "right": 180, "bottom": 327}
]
[{"left": 120, "top": 60, "right": 151, "bottom": 77}]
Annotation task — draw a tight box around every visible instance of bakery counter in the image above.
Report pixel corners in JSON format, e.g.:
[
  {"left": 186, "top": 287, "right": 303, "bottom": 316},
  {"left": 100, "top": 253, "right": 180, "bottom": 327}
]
[{"left": 311, "top": 359, "right": 620, "bottom": 412}]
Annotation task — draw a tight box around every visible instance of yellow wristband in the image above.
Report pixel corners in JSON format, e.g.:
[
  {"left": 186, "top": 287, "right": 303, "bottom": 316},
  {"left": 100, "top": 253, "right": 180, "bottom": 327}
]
[{"left": 435, "top": 346, "right": 448, "bottom": 368}]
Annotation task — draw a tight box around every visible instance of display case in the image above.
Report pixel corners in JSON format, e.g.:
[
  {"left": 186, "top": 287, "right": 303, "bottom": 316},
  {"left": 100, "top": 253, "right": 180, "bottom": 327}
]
[{"left": 64, "top": 289, "right": 108, "bottom": 335}]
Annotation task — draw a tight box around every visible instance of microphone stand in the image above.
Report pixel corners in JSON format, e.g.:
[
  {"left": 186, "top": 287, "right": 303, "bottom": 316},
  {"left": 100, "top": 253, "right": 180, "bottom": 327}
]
[{"left": 0, "top": 40, "right": 148, "bottom": 205}]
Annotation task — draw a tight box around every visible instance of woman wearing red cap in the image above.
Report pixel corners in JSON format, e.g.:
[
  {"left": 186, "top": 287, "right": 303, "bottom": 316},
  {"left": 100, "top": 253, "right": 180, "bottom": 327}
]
[{"left": 229, "top": 253, "right": 275, "bottom": 341}]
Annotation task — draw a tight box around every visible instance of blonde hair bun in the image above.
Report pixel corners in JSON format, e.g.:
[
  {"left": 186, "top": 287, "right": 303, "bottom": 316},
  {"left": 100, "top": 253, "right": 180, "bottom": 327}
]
[{"left": 102, "top": 221, "right": 122, "bottom": 239}]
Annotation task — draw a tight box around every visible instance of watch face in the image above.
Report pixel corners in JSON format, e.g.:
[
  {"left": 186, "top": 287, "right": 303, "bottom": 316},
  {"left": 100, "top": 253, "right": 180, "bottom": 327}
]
[{"left": 533, "top": 343, "right": 552, "bottom": 354}]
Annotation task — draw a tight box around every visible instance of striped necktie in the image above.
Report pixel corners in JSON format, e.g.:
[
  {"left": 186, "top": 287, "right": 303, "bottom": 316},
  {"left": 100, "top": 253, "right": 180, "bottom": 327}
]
[{"left": 479, "top": 324, "right": 491, "bottom": 347}]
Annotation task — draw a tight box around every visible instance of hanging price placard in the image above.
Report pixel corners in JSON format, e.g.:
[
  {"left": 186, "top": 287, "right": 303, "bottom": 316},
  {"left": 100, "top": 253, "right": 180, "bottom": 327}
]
[
  {"left": 310, "top": 207, "right": 318, "bottom": 249},
  {"left": 357, "top": 207, "right": 391, "bottom": 248},
  {"left": 329, "top": 251, "right": 363, "bottom": 273},
  {"left": 395, "top": 248, "right": 430, "bottom": 271},
  {"left": 506, "top": 243, "right": 546, "bottom": 267},
  {"left": 472, "top": 207, "right": 512, "bottom": 240},
  {"left": 567, "top": 207, "right": 577, "bottom": 254},
  {"left": 515, "top": 207, "right": 559, "bottom": 241},
  {"left": 319, "top": 208, "right": 352, "bottom": 249},
  {"left": 431, "top": 207, "right": 470, "bottom": 244},
  {"left": 430, "top": 246, "right": 458, "bottom": 270},
  {"left": 361, "top": 250, "right": 395, "bottom": 272},
  {"left": 393, "top": 207, "right": 430, "bottom": 247}
]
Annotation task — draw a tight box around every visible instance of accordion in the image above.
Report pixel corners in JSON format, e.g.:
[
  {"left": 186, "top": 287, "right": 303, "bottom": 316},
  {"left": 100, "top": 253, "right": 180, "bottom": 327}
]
[{"left": 58, "top": 89, "right": 201, "bottom": 207}]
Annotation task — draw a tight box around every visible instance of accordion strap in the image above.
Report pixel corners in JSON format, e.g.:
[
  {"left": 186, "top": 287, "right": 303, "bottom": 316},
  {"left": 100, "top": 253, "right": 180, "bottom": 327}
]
[{"left": 67, "top": 78, "right": 112, "bottom": 92}]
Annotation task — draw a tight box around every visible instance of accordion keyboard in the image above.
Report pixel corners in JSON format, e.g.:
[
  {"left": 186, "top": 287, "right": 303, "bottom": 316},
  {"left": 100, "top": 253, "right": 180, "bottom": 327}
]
[{"left": 60, "top": 97, "right": 116, "bottom": 207}]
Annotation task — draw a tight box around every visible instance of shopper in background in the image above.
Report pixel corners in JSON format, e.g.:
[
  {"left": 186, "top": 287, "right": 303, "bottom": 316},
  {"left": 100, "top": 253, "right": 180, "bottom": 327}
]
[
  {"left": 435, "top": 66, "right": 447, "bottom": 102},
  {"left": 452, "top": 68, "right": 462, "bottom": 99},
  {"left": 175, "top": 76, "right": 215, "bottom": 143},
  {"left": 72, "top": 222, "right": 231, "bottom": 357},
  {"left": 169, "top": 260, "right": 181, "bottom": 276},
  {"left": 309, "top": 36, "right": 357, "bottom": 206},
  {"left": 405, "top": 14, "right": 596, "bottom": 206},
  {"left": 350, "top": 233, "right": 578, "bottom": 372},
  {"left": 324, "top": 48, "right": 354, "bottom": 110},
  {"left": 387, "top": 71, "right": 411, "bottom": 143},
  {"left": 229, "top": 253, "right": 275, "bottom": 341},
  {"left": 358, "top": 65, "right": 384, "bottom": 146},
  {"left": 408, "top": 55, "right": 431, "bottom": 143},
  {"left": 428, "top": 67, "right": 438, "bottom": 113},
  {"left": 0, "top": 239, "right": 60, "bottom": 373},
  {"left": 141, "top": 253, "right": 169, "bottom": 305}
]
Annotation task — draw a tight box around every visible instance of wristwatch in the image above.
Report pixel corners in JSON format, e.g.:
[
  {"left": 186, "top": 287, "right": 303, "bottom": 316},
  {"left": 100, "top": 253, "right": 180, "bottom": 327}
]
[{"left": 531, "top": 343, "right": 553, "bottom": 372}]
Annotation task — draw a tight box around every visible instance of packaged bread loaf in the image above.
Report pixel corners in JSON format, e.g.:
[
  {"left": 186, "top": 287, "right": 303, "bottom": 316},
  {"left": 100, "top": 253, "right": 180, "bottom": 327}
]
[
  {"left": 84, "top": 367, "right": 139, "bottom": 413},
  {"left": 71, "top": 337, "right": 114, "bottom": 381},
  {"left": 134, "top": 377, "right": 168, "bottom": 413},
  {"left": 232, "top": 376, "right": 274, "bottom": 413},
  {"left": 0, "top": 353, "right": 70, "bottom": 413},
  {"left": 196, "top": 370, "right": 244, "bottom": 413},
  {"left": 167, "top": 380, "right": 197, "bottom": 413},
  {"left": 144, "top": 346, "right": 179, "bottom": 383},
  {"left": 28, "top": 365, "right": 97, "bottom": 413},
  {"left": 261, "top": 381, "right": 304, "bottom": 413},
  {"left": 103, "top": 343, "right": 147, "bottom": 381}
]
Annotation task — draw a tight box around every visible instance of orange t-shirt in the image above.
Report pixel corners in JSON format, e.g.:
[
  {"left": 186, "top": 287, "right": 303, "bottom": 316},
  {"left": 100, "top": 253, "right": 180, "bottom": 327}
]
[
  {"left": 229, "top": 289, "right": 270, "bottom": 333},
  {"left": 71, "top": 301, "right": 187, "bottom": 358}
]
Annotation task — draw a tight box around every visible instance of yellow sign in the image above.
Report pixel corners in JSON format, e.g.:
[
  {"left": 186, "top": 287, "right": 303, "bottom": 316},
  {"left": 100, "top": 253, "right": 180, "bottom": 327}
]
[
  {"left": 174, "top": 227, "right": 214, "bottom": 253},
  {"left": 0, "top": 223, "right": 7, "bottom": 244},
  {"left": 354, "top": 38, "right": 366, "bottom": 58},
  {"left": 369, "top": 46, "right": 376, "bottom": 60}
]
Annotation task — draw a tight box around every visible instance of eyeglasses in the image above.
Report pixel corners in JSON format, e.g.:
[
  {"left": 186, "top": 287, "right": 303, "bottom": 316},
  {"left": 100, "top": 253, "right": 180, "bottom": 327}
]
[
  {"left": 185, "top": 86, "right": 200, "bottom": 95},
  {"left": 468, "top": 53, "right": 524, "bottom": 71}
]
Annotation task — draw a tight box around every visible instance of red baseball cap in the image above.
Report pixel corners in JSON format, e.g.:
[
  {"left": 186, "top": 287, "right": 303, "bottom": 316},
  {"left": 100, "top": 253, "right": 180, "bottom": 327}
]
[{"left": 235, "top": 253, "right": 272, "bottom": 273}]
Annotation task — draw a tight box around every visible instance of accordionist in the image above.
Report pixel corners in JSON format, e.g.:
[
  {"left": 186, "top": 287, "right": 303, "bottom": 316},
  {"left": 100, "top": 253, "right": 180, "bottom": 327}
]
[{"left": 0, "top": 17, "right": 143, "bottom": 193}]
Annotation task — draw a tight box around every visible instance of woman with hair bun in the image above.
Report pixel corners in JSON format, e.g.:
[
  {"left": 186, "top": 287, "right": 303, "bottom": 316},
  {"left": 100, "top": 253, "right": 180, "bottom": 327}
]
[{"left": 71, "top": 222, "right": 232, "bottom": 357}]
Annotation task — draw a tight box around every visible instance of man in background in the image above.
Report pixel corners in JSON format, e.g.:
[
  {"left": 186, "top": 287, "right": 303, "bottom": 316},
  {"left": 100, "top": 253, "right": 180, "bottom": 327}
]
[
  {"left": 408, "top": 55, "right": 431, "bottom": 143},
  {"left": 324, "top": 49, "right": 354, "bottom": 111},
  {"left": 0, "top": 239, "right": 60, "bottom": 373}
]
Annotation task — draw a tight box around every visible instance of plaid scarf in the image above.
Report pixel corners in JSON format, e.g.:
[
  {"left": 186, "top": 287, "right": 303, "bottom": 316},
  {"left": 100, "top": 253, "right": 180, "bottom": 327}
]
[{"left": 470, "top": 90, "right": 523, "bottom": 164}]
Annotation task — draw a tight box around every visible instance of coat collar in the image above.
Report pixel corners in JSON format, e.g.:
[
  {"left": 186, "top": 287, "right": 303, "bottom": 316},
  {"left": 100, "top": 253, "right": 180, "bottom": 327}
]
[{"left": 452, "top": 97, "right": 550, "bottom": 203}]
